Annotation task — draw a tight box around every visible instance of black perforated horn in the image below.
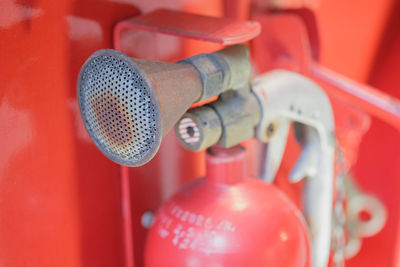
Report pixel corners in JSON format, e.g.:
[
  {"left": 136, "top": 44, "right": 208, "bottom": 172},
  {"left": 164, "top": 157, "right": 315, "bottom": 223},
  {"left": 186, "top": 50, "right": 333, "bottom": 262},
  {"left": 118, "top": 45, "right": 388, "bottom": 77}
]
[{"left": 77, "top": 45, "right": 250, "bottom": 166}]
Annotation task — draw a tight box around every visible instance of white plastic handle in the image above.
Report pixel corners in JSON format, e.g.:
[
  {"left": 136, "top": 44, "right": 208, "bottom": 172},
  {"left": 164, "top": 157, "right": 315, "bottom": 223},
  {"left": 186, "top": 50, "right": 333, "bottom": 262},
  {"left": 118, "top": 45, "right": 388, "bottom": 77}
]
[{"left": 252, "top": 70, "right": 335, "bottom": 267}]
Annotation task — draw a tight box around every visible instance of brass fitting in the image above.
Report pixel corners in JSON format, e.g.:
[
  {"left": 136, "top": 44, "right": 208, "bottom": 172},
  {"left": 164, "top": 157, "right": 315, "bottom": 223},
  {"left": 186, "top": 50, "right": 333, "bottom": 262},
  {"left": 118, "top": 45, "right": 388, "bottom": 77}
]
[{"left": 175, "top": 92, "right": 261, "bottom": 151}]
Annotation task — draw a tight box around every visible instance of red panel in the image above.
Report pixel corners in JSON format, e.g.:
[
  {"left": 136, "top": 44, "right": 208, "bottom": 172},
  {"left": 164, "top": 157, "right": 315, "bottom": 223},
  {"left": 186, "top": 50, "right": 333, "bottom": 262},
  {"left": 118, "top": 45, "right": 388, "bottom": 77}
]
[
  {"left": 353, "top": 2, "right": 400, "bottom": 266},
  {"left": 114, "top": 9, "right": 261, "bottom": 49},
  {"left": 315, "top": 0, "right": 395, "bottom": 82},
  {"left": 0, "top": 0, "right": 139, "bottom": 266}
]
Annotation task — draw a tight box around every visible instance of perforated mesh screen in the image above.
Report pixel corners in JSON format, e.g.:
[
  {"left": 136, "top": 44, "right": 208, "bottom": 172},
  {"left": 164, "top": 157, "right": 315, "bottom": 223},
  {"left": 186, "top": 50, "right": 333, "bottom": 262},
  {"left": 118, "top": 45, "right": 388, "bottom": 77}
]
[{"left": 78, "top": 52, "right": 158, "bottom": 165}]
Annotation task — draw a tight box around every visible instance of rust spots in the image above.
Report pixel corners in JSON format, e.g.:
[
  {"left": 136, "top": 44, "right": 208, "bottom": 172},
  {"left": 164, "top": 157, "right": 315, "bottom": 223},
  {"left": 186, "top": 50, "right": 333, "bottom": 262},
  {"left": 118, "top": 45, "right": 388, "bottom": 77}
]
[{"left": 91, "top": 91, "right": 134, "bottom": 149}]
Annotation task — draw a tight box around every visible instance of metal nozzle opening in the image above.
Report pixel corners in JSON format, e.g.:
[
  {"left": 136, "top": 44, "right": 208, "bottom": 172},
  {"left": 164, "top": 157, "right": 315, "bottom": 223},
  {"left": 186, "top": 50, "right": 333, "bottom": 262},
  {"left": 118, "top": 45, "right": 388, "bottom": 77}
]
[{"left": 77, "top": 49, "right": 161, "bottom": 166}]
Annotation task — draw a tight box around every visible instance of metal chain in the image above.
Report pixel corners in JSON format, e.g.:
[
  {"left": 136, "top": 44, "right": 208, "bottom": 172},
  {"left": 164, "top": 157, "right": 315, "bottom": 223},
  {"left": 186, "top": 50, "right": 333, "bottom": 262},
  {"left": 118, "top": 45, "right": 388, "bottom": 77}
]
[
  {"left": 332, "top": 145, "right": 347, "bottom": 267},
  {"left": 331, "top": 144, "right": 387, "bottom": 266}
]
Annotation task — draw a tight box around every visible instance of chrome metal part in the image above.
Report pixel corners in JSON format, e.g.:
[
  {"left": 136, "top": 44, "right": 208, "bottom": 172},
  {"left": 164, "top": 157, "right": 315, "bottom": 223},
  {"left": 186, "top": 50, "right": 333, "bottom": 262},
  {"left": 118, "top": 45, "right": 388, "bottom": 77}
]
[
  {"left": 252, "top": 70, "right": 335, "bottom": 267},
  {"left": 332, "top": 150, "right": 387, "bottom": 264},
  {"left": 343, "top": 175, "right": 387, "bottom": 258},
  {"left": 332, "top": 146, "right": 347, "bottom": 267},
  {"left": 347, "top": 194, "right": 387, "bottom": 238},
  {"left": 141, "top": 211, "right": 155, "bottom": 229}
]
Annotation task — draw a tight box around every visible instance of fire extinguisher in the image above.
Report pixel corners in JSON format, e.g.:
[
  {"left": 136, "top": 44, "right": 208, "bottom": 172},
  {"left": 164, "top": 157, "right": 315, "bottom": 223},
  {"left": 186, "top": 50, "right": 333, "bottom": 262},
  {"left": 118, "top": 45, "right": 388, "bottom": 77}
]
[
  {"left": 77, "top": 44, "right": 335, "bottom": 266},
  {"left": 143, "top": 69, "right": 336, "bottom": 266},
  {"left": 145, "top": 145, "right": 311, "bottom": 267}
]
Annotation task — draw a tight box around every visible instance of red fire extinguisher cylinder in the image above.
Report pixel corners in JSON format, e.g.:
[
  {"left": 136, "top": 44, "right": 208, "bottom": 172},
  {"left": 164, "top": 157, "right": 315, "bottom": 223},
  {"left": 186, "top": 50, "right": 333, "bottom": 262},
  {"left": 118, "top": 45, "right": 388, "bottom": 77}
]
[{"left": 145, "top": 145, "right": 311, "bottom": 267}]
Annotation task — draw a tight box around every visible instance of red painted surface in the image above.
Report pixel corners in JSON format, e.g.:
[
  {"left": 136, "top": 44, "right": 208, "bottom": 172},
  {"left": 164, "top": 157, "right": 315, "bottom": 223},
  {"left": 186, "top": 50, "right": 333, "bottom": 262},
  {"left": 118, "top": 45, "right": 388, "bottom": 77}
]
[
  {"left": 315, "top": 0, "right": 395, "bottom": 82},
  {"left": 316, "top": 2, "right": 400, "bottom": 265},
  {"left": 0, "top": 0, "right": 141, "bottom": 266},
  {"left": 145, "top": 146, "right": 310, "bottom": 267},
  {"left": 114, "top": 9, "right": 260, "bottom": 48},
  {"left": 1, "top": 0, "right": 399, "bottom": 267},
  {"left": 351, "top": 2, "right": 400, "bottom": 266}
]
